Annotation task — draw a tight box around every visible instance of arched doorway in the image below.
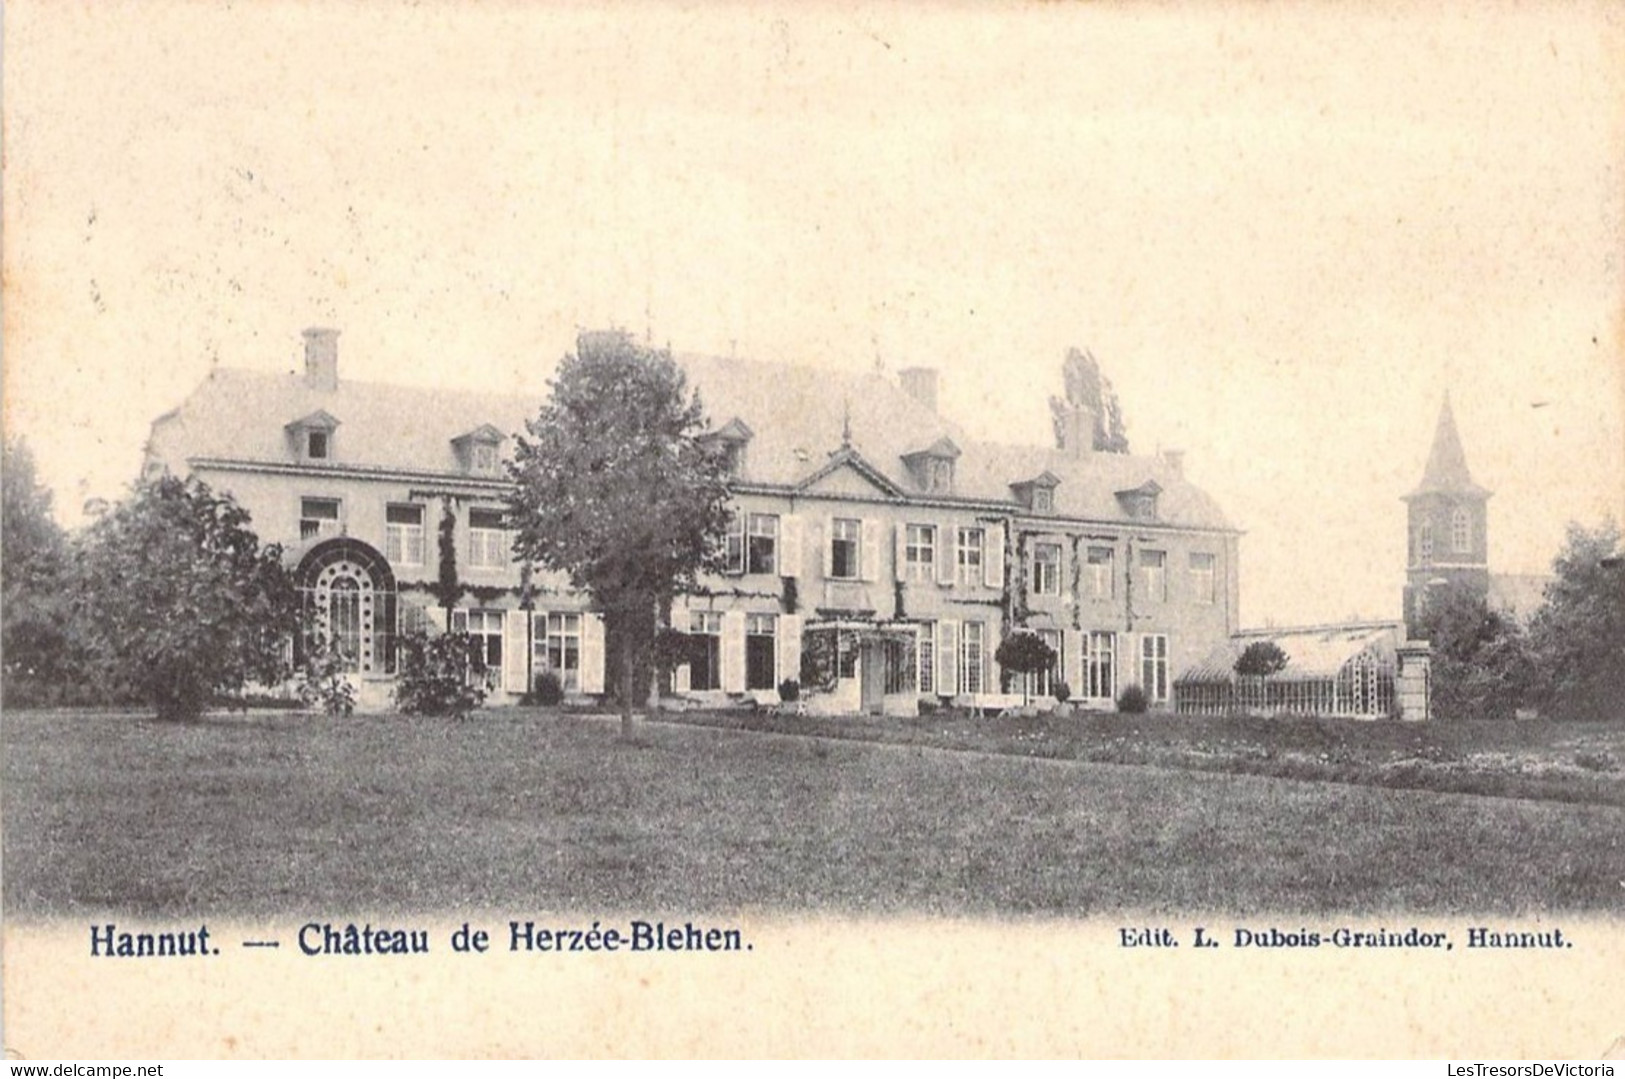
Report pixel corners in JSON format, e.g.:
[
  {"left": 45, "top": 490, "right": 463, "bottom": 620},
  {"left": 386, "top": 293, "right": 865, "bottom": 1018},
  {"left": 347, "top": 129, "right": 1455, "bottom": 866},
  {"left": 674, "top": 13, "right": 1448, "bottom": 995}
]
[{"left": 296, "top": 539, "right": 398, "bottom": 674}]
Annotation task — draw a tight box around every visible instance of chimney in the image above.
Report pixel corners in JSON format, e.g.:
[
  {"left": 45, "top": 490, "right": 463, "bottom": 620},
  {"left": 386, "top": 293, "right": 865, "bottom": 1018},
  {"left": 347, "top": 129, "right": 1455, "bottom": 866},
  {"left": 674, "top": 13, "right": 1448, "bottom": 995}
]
[
  {"left": 1061, "top": 406, "right": 1095, "bottom": 459},
  {"left": 1161, "top": 449, "right": 1185, "bottom": 476},
  {"left": 302, "top": 327, "right": 340, "bottom": 391},
  {"left": 898, "top": 367, "right": 939, "bottom": 413}
]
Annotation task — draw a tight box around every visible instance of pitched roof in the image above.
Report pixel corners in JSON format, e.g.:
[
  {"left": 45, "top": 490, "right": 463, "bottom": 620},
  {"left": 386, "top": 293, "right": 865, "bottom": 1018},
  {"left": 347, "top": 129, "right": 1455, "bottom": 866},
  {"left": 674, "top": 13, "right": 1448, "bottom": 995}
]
[
  {"left": 148, "top": 368, "right": 532, "bottom": 478},
  {"left": 149, "top": 348, "right": 1234, "bottom": 531},
  {"left": 1407, "top": 394, "right": 1490, "bottom": 499},
  {"left": 1178, "top": 623, "right": 1402, "bottom": 683}
]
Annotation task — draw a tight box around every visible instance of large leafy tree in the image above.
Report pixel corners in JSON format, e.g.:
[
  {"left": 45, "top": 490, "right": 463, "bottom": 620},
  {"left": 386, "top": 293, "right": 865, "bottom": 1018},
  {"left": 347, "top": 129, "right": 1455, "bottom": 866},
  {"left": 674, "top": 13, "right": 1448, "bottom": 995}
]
[
  {"left": 1048, "top": 346, "right": 1130, "bottom": 454},
  {"left": 507, "top": 330, "right": 733, "bottom": 737},
  {"left": 74, "top": 475, "right": 300, "bottom": 721},
  {"left": 2, "top": 438, "right": 75, "bottom": 704},
  {"left": 1417, "top": 581, "right": 1531, "bottom": 720},
  {"left": 1526, "top": 520, "right": 1624, "bottom": 721}
]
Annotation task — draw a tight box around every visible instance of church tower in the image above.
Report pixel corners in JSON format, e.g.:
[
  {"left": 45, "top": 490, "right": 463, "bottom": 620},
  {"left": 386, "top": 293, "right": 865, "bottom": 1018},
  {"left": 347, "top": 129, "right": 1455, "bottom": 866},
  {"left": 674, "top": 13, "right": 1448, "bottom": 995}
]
[{"left": 1403, "top": 393, "right": 1492, "bottom": 637}]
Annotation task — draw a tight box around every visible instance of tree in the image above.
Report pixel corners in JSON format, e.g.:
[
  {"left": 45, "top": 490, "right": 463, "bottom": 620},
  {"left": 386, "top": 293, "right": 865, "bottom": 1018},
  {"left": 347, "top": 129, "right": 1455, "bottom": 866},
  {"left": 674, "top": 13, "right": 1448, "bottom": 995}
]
[
  {"left": 508, "top": 330, "right": 733, "bottom": 738},
  {"left": 74, "top": 475, "right": 300, "bottom": 721},
  {"left": 1526, "top": 520, "right": 1625, "bottom": 721},
  {"left": 1417, "top": 581, "right": 1530, "bottom": 720},
  {"left": 1233, "top": 641, "right": 1289, "bottom": 678},
  {"left": 1048, "top": 346, "right": 1130, "bottom": 453},
  {"left": 1, "top": 438, "right": 76, "bottom": 705},
  {"left": 995, "top": 631, "right": 1057, "bottom": 705}
]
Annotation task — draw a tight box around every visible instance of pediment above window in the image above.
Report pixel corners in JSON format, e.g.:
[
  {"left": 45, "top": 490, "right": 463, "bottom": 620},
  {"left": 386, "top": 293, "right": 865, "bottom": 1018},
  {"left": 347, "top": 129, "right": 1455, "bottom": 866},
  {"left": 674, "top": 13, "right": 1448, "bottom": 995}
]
[
  {"left": 1115, "top": 479, "right": 1163, "bottom": 520},
  {"left": 285, "top": 409, "right": 342, "bottom": 462},
  {"left": 700, "top": 417, "right": 755, "bottom": 477},
  {"left": 452, "top": 424, "right": 506, "bottom": 476},
  {"left": 901, "top": 437, "right": 961, "bottom": 494},
  {"left": 1011, "top": 470, "right": 1062, "bottom": 513}
]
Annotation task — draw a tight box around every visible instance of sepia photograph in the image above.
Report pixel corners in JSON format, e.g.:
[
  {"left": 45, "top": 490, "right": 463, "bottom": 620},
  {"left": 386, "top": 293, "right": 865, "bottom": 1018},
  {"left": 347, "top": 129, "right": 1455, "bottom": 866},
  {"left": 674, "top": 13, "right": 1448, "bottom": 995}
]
[{"left": 3, "top": 0, "right": 1623, "bottom": 1059}]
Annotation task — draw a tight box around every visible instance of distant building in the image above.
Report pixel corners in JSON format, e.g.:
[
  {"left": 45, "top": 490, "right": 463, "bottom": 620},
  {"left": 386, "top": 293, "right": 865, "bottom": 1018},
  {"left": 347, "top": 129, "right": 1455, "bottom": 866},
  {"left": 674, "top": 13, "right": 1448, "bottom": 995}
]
[
  {"left": 1401, "top": 393, "right": 1549, "bottom": 636},
  {"left": 144, "top": 327, "right": 1243, "bottom": 714}
]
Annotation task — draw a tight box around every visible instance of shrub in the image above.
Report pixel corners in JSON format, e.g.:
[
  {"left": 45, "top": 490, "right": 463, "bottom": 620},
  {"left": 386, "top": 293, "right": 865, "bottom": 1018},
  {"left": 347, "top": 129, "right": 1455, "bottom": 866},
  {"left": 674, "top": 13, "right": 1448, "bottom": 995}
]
[
  {"left": 298, "top": 637, "right": 356, "bottom": 717},
  {"left": 1053, "top": 680, "right": 1071, "bottom": 704},
  {"left": 1117, "top": 684, "right": 1148, "bottom": 714},
  {"left": 532, "top": 669, "right": 565, "bottom": 707},
  {"left": 778, "top": 678, "right": 800, "bottom": 702},
  {"left": 395, "top": 630, "right": 487, "bottom": 719}
]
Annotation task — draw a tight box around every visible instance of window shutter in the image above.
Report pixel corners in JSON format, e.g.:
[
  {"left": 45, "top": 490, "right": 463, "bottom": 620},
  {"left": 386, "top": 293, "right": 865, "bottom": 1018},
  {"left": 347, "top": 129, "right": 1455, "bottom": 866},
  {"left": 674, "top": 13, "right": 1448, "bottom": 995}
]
[
  {"left": 720, "top": 610, "right": 746, "bottom": 693},
  {"left": 860, "top": 519, "right": 881, "bottom": 582},
  {"left": 778, "top": 614, "right": 802, "bottom": 690},
  {"left": 579, "top": 613, "right": 606, "bottom": 694},
  {"left": 984, "top": 525, "right": 1005, "bottom": 589},
  {"left": 503, "top": 609, "right": 529, "bottom": 694},
  {"left": 1056, "top": 631, "right": 1068, "bottom": 690},
  {"left": 938, "top": 619, "right": 960, "bottom": 697},
  {"left": 936, "top": 527, "right": 955, "bottom": 586},
  {"left": 673, "top": 659, "right": 691, "bottom": 694},
  {"left": 894, "top": 524, "right": 908, "bottom": 583},
  {"left": 821, "top": 516, "right": 834, "bottom": 578},
  {"left": 450, "top": 609, "right": 468, "bottom": 633},
  {"left": 427, "top": 606, "right": 449, "bottom": 634},
  {"left": 780, "top": 515, "right": 804, "bottom": 579}
]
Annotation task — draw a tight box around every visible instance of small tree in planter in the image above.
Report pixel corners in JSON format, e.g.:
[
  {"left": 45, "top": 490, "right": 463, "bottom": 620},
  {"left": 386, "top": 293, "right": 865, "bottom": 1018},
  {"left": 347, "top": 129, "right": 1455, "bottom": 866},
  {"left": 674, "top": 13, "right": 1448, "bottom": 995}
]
[
  {"left": 995, "top": 631, "right": 1058, "bottom": 705},
  {"left": 1233, "top": 640, "right": 1289, "bottom": 714}
]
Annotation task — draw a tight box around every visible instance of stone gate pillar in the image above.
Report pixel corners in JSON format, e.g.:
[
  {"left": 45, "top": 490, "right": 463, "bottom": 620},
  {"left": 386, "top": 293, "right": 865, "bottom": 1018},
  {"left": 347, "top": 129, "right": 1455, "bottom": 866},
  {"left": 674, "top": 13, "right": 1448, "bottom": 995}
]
[{"left": 1395, "top": 640, "right": 1431, "bottom": 722}]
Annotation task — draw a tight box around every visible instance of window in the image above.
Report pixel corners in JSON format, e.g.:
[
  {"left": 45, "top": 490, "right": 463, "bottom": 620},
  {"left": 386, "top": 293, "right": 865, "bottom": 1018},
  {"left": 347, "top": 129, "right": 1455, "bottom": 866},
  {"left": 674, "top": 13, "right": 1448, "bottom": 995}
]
[
  {"left": 917, "top": 621, "right": 936, "bottom": 695},
  {"left": 452, "top": 609, "right": 504, "bottom": 691},
  {"left": 300, "top": 497, "right": 341, "bottom": 540},
  {"left": 830, "top": 518, "right": 861, "bottom": 580},
  {"left": 385, "top": 504, "right": 425, "bottom": 566},
  {"left": 472, "top": 443, "right": 499, "bottom": 476},
  {"left": 1086, "top": 631, "right": 1116, "bottom": 702},
  {"left": 1032, "top": 487, "right": 1053, "bottom": 513},
  {"left": 1452, "top": 507, "right": 1471, "bottom": 554},
  {"left": 1027, "top": 629, "right": 1062, "bottom": 698},
  {"left": 468, "top": 508, "right": 508, "bottom": 569},
  {"left": 747, "top": 514, "right": 778, "bottom": 575},
  {"left": 307, "top": 430, "right": 329, "bottom": 460},
  {"left": 1189, "top": 552, "right": 1216, "bottom": 605},
  {"left": 533, "top": 612, "right": 582, "bottom": 692},
  {"left": 1139, "top": 549, "right": 1167, "bottom": 602},
  {"left": 956, "top": 527, "right": 985, "bottom": 586},
  {"left": 724, "top": 512, "right": 745, "bottom": 574},
  {"left": 328, "top": 577, "right": 361, "bottom": 670},
  {"left": 1032, "top": 543, "right": 1062, "bottom": 596},
  {"left": 960, "top": 621, "right": 986, "bottom": 694},
  {"left": 1140, "top": 634, "right": 1169, "bottom": 703},
  {"left": 745, "top": 613, "right": 777, "bottom": 691},
  {"left": 1419, "top": 521, "right": 1434, "bottom": 562},
  {"left": 717, "top": 441, "right": 743, "bottom": 478},
  {"left": 1087, "top": 546, "right": 1115, "bottom": 599},
  {"left": 928, "top": 458, "right": 953, "bottom": 493},
  {"left": 905, "top": 524, "right": 936, "bottom": 582},
  {"left": 689, "top": 611, "right": 723, "bottom": 691}
]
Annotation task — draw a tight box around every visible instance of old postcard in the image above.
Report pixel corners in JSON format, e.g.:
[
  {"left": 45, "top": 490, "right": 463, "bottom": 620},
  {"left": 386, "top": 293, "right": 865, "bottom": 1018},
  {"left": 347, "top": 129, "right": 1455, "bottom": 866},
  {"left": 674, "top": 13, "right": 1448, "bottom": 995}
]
[{"left": 4, "top": 0, "right": 1623, "bottom": 1059}]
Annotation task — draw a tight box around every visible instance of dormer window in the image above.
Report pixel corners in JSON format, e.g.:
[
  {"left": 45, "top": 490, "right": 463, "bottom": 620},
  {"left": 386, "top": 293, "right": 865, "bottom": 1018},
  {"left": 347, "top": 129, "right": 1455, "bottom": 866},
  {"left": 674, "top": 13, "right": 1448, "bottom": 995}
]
[
  {"left": 1114, "top": 480, "right": 1162, "bottom": 521},
  {"left": 285, "top": 409, "right": 341, "bottom": 464},
  {"left": 452, "top": 424, "right": 505, "bottom": 477},
  {"left": 702, "top": 417, "right": 754, "bottom": 480},
  {"left": 1011, "top": 471, "right": 1061, "bottom": 514},
  {"left": 902, "top": 437, "right": 961, "bottom": 495}
]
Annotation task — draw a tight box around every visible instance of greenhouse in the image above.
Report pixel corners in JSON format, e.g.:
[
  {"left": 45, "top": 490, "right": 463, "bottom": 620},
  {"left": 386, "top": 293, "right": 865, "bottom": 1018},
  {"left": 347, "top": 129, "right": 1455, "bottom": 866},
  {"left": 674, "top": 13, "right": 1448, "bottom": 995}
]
[{"left": 1174, "top": 623, "right": 1403, "bottom": 719}]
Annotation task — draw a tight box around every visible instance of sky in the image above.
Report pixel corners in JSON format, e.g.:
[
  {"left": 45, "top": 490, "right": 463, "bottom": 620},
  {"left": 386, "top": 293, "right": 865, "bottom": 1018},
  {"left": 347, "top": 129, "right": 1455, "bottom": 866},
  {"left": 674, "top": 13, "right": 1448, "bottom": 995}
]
[{"left": 5, "top": 1, "right": 1622, "bottom": 628}]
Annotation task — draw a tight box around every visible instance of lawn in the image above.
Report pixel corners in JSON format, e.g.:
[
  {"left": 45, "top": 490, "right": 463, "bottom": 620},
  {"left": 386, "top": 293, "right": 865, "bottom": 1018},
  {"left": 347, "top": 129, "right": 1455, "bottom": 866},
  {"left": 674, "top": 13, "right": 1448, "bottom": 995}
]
[{"left": 4, "top": 707, "right": 1622, "bottom": 919}]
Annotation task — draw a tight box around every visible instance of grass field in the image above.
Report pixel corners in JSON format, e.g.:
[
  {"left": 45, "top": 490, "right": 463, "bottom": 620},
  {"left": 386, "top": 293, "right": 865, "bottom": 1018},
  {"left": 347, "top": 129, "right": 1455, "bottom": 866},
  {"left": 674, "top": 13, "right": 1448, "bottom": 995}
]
[{"left": 4, "top": 707, "right": 1622, "bottom": 918}]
